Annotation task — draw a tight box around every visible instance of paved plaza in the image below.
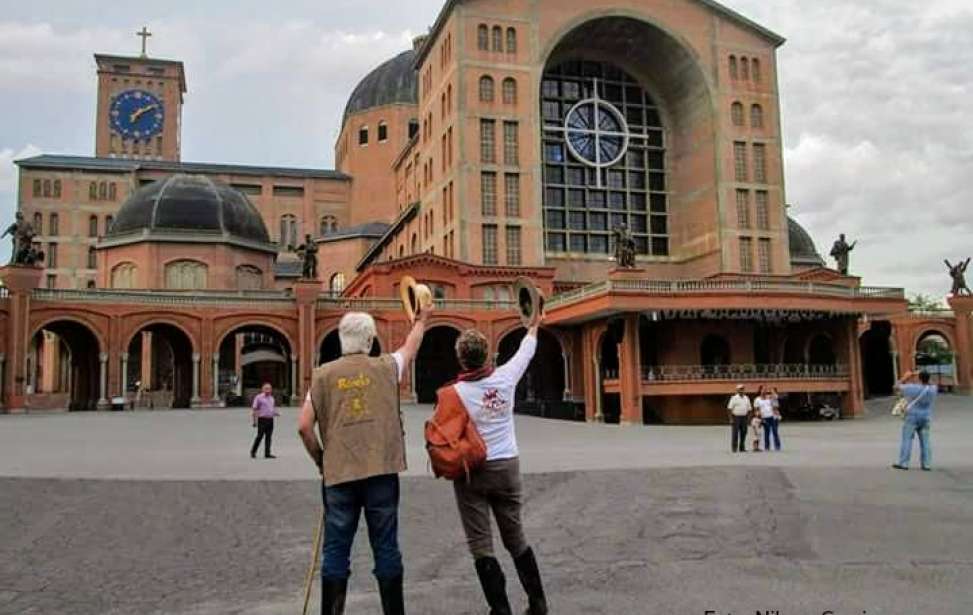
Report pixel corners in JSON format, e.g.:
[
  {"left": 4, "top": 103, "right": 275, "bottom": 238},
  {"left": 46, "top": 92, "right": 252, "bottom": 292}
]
[{"left": 1, "top": 397, "right": 972, "bottom": 614}]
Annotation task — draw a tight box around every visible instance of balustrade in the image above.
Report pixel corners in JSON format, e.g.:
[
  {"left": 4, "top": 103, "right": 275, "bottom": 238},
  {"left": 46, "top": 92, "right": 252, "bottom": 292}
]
[{"left": 634, "top": 363, "right": 850, "bottom": 382}]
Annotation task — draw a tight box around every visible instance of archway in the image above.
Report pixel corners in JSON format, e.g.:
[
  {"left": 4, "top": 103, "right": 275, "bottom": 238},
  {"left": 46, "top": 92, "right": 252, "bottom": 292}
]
[
  {"left": 860, "top": 321, "right": 894, "bottom": 397},
  {"left": 28, "top": 320, "right": 100, "bottom": 411},
  {"left": 127, "top": 323, "right": 194, "bottom": 409},
  {"left": 318, "top": 329, "right": 382, "bottom": 366},
  {"left": 916, "top": 331, "right": 953, "bottom": 389},
  {"left": 217, "top": 325, "right": 293, "bottom": 407},
  {"left": 414, "top": 326, "right": 461, "bottom": 403},
  {"left": 599, "top": 328, "right": 621, "bottom": 424},
  {"left": 497, "top": 328, "right": 565, "bottom": 415}
]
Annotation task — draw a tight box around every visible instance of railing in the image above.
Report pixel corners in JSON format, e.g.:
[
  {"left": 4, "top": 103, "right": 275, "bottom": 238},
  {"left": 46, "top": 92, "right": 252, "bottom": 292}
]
[
  {"left": 317, "top": 296, "right": 517, "bottom": 312},
  {"left": 638, "top": 363, "right": 850, "bottom": 382},
  {"left": 547, "top": 279, "right": 905, "bottom": 308},
  {"left": 908, "top": 309, "right": 954, "bottom": 319},
  {"left": 32, "top": 288, "right": 296, "bottom": 308}
]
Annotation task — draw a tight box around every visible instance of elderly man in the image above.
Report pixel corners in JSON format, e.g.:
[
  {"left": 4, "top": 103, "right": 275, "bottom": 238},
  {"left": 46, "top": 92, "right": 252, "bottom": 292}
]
[
  {"left": 727, "top": 384, "right": 752, "bottom": 453},
  {"left": 250, "top": 383, "right": 279, "bottom": 459},
  {"left": 297, "top": 308, "right": 429, "bottom": 615}
]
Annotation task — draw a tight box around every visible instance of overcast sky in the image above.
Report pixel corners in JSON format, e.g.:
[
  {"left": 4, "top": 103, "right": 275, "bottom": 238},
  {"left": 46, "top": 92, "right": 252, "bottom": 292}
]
[{"left": 1, "top": 0, "right": 970, "bottom": 300}]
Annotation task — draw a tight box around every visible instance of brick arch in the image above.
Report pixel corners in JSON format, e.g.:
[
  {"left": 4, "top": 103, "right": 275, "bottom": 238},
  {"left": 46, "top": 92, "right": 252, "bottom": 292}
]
[
  {"left": 121, "top": 315, "right": 201, "bottom": 355},
  {"left": 212, "top": 316, "right": 298, "bottom": 355},
  {"left": 30, "top": 314, "right": 107, "bottom": 354},
  {"left": 912, "top": 326, "right": 957, "bottom": 354}
]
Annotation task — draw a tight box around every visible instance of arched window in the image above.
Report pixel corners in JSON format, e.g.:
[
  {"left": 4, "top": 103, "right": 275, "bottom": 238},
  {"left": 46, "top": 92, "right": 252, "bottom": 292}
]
[
  {"left": 502, "top": 78, "right": 517, "bottom": 104},
  {"left": 751, "top": 58, "right": 761, "bottom": 83},
  {"left": 88, "top": 215, "right": 99, "bottom": 238},
  {"left": 164, "top": 260, "right": 208, "bottom": 290},
  {"left": 235, "top": 265, "right": 263, "bottom": 290},
  {"left": 378, "top": 121, "right": 388, "bottom": 142},
  {"left": 506, "top": 27, "right": 517, "bottom": 54},
  {"left": 410, "top": 233, "right": 418, "bottom": 254},
  {"left": 751, "top": 104, "right": 764, "bottom": 128},
  {"left": 42, "top": 179, "right": 51, "bottom": 198},
  {"left": 740, "top": 57, "right": 750, "bottom": 80},
  {"left": 49, "top": 213, "right": 59, "bottom": 236},
  {"left": 89, "top": 182, "right": 97, "bottom": 200},
  {"left": 731, "top": 102, "right": 744, "bottom": 126},
  {"left": 701, "top": 335, "right": 732, "bottom": 367},
  {"left": 32, "top": 212, "right": 42, "bottom": 235},
  {"left": 729, "top": 55, "right": 738, "bottom": 80},
  {"left": 492, "top": 26, "right": 503, "bottom": 52},
  {"left": 109, "top": 183, "right": 117, "bottom": 200},
  {"left": 87, "top": 247, "right": 97, "bottom": 269},
  {"left": 329, "top": 272, "right": 346, "bottom": 294},
  {"left": 479, "top": 75, "right": 495, "bottom": 102},
  {"left": 358, "top": 125, "right": 369, "bottom": 145},
  {"left": 105, "top": 215, "right": 114, "bottom": 233},
  {"left": 32, "top": 179, "right": 41, "bottom": 197},
  {"left": 320, "top": 215, "right": 338, "bottom": 236},
  {"left": 98, "top": 182, "right": 107, "bottom": 200},
  {"left": 279, "top": 215, "right": 298, "bottom": 249},
  {"left": 53, "top": 180, "right": 61, "bottom": 198},
  {"left": 111, "top": 262, "right": 137, "bottom": 289},
  {"left": 477, "top": 24, "right": 489, "bottom": 50},
  {"left": 398, "top": 245, "right": 405, "bottom": 258}
]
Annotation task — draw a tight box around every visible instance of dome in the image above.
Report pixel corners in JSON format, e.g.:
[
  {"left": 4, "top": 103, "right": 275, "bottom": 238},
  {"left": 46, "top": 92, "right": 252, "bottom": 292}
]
[
  {"left": 788, "top": 217, "right": 825, "bottom": 268},
  {"left": 342, "top": 49, "right": 418, "bottom": 124},
  {"left": 106, "top": 175, "right": 274, "bottom": 251}
]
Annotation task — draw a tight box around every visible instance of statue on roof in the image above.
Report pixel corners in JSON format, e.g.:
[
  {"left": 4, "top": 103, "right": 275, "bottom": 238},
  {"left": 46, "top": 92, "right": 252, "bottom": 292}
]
[
  {"left": 829, "top": 233, "right": 857, "bottom": 275},
  {"left": 2, "top": 212, "right": 44, "bottom": 266},
  {"left": 613, "top": 223, "right": 637, "bottom": 269},
  {"left": 946, "top": 258, "right": 972, "bottom": 297},
  {"left": 297, "top": 234, "right": 319, "bottom": 280}
]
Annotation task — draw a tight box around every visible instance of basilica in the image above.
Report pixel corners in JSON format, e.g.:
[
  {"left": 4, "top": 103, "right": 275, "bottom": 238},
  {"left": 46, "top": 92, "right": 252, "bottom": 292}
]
[{"left": 3, "top": 0, "right": 970, "bottom": 422}]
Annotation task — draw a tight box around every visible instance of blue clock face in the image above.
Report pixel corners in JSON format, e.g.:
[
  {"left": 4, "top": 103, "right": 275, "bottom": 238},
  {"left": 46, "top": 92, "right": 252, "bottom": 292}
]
[{"left": 110, "top": 89, "right": 164, "bottom": 140}]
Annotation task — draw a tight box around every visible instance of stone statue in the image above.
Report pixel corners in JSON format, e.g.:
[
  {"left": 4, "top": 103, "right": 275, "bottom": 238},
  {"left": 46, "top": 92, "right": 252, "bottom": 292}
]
[
  {"left": 830, "top": 233, "right": 857, "bottom": 275},
  {"left": 297, "top": 234, "right": 319, "bottom": 280},
  {"left": 2, "top": 211, "right": 44, "bottom": 266},
  {"left": 946, "top": 258, "right": 972, "bottom": 296},
  {"left": 613, "top": 223, "right": 637, "bottom": 269}
]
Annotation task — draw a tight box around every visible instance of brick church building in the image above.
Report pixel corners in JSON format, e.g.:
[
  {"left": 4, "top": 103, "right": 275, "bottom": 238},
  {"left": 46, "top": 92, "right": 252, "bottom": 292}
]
[{"left": 3, "top": 0, "right": 971, "bottom": 421}]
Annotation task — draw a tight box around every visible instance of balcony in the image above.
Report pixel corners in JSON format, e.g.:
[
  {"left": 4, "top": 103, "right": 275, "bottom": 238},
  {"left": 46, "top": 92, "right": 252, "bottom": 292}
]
[{"left": 601, "top": 363, "right": 852, "bottom": 397}]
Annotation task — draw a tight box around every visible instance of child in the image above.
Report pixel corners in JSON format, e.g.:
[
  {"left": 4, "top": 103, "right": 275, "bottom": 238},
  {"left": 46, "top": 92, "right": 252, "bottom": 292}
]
[{"left": 750, "top": 408, "right": 763, "bottom": 452}]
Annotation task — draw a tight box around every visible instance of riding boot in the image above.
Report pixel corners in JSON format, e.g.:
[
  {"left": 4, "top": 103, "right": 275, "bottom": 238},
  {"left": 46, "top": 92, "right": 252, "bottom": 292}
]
[
  {"left": 377, "top": 574, "right": 406, "bottom": 615},
  {"left": 514, "top": 547, "right": 548, "bottom": 615},
  {"left": 474, "top": 557, "right": 513, "bottom": 615},
  {"left": 321, "top": 577, "right": 348, "bottom": 615}
]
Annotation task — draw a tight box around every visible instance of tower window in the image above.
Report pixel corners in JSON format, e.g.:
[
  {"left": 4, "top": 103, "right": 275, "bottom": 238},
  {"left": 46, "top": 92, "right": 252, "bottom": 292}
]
[
  {"left": 482, "top": 225, "right": 498, "bottom": 265},
  {"left": 502, "top": 78, "right": 517, "bottom": 104},
  {"left": 481, "top": 172, "right": 497, "bottom": 216},
  {"left": 752, "top": 58, "right": 762, "bottom": 83},
  {"left": 480, "top": 119, "right": 496, "bottom": 163},
  {"left": 506, "top": 28, "right": 517, "bottom": 54},
  {"left": 378, "top": 122, "right": 388, "bottom": 142},
  {"left": 477, "top": 24, "right": 489, "bottom": 51},
  {"left": 358, "top": 125, "right": 369, "bottom": 145},
  {"left": 733, "top": 142, "right": 748, "bottom": 182},
  {"left": 729, "top": 55, "right": 738, "bottom": 80},
  {"left": 479, "top": 75, "right": 495, "bottom": 102},
  {"left": 751, "top": 104, "right": 764, "bottom": 129},
  {"left": 492, "top": 26, "right": 503, "bottom": 52},
  {"left": 753, "top": 143, "right": 767, "bottom": 183},
  {"left": 739, "top": 237, "right": 753, "bottom": 273},
  {"left": 731, "top": 102, "right": 744, "bottom": 126}
]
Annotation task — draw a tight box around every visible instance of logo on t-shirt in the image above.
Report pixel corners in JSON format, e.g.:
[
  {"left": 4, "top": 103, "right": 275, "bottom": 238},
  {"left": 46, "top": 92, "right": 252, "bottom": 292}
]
[{"left": 481, "top": 388, "right": 509, "bottom": 419}]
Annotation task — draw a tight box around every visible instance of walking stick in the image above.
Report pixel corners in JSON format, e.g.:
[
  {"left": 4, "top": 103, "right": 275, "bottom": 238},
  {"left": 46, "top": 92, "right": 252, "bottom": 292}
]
[{"left": 301, "top": 511, "right": 324, "bottom": 615}]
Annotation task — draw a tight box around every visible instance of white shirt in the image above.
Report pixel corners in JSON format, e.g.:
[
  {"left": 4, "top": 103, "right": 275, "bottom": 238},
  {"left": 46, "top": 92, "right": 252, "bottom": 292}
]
[
  {"left": 727, "top": 393, "right": 752, "bottom": 417},
  {"left": 454, "top": 333, "right": 537, "bottom": 461},
  {"left": 755, "top": 398, "right": 775, "bottom": 419}
]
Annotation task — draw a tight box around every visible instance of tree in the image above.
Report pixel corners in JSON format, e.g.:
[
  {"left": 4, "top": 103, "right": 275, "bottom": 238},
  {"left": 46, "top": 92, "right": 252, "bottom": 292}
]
[{"left": 907, "top": 293, "right": 946, "bottom": 312}]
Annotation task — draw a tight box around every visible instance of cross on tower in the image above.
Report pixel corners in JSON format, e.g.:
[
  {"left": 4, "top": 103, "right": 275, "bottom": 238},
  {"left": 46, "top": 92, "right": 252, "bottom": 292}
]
[{"left": 136, "top": 26, "right": 152, "bottom": 57}]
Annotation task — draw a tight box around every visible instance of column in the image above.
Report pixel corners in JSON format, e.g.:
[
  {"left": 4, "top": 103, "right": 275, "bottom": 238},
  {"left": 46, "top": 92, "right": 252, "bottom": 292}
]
[
  {"left": 562, "top": 351, "right": 571, "bottom": 399},
  {"left": 141, "top": 331, "right": 153, "bottom": 390},
  {"left": 290, "top": 357, "right": 300, "bottom": 405},
  {"left": 618, "top": 313, "right": 643, "bottom": 425},
  {"left": 212, "top": 353, "right": 221, "bottom": 405},
  {"left": 846, "top": 319, "right": 864, "bottom": 417},
  {"left": 98, "top": 352, "right": 109, "bottom": 409},
  {"left": 234, "top": 334, "right": 244, "bottom": 395},
  {"left": 948, "top": 296, "right": 973, "bottom": 394},
  {"left": 0, "top": 353, "right": 5, "bottom": 410},
  {"left": 191, "top": 353, "right": 201, "bottom": 405},
  {"left": 592, "top": 355, "right": 603, "bottom": 423},
  {"left": 120, "top": 353, "right": 129, "bottom": 401}
]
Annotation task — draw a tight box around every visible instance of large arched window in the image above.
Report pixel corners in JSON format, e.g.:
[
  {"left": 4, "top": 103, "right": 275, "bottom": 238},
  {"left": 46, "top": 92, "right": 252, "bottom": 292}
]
[
  {"left": 491, "top": 26, "right": 503, "bottom": 52},
  {"left": 506, "top": 28, "right": 517, "bottom": 54},
  {"left": 477, "top": 24, "right": 489, "bottom": 50},
  {"left": 541, "top": 60, "right": 669, "bottom": 257},
  {"left": 731, "top": 102, "right": 744, "bottom": 126},
  {"left": 479, "top": 75, "right": 495, "bottom": 102},
  {"left": 329, "top": 272, "right": 346, "bottom": 294},
  {"left": 236, "top": 265, "right": 263, "bottom": 290},
  {"left": 502, "top": 78, "right": 517, "bottom": 104},
  {"left": 751, "top": 104, "right": 764, "bottom": 129},
  {"left": 164, "top": 260, "right": 208, "bottom": 290},
  {"left": 111, "top": 262, "right": 137, "bottom": 289},
  {"left": 279, "top": 215, "right": 298, "bottom": 249}
]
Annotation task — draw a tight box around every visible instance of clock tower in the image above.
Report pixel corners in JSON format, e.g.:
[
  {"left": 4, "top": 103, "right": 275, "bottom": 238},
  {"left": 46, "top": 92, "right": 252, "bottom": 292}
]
[{"left": 94, "top": 29, "right": 186, "bottom": 161}]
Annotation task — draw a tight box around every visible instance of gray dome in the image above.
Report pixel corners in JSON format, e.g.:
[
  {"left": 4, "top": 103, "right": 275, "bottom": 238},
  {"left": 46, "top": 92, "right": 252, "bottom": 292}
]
[
  {"left": 788, "top": 217, "right": 825, "bottom": 267},
  {"left": 343, "top": 49, "right": 418, "bottom": 123},
  {"left": 108, "top": 175, "right": 272, "bottom": 248}
]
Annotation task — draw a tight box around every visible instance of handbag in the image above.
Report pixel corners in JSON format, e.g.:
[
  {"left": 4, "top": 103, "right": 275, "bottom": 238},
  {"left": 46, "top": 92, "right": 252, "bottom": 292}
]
[
  {"left": 425, "top": 385, "right": 487, "bottom": 482},
  {"left": 891, "top": 386, "right": 928, "bottom": 418}
]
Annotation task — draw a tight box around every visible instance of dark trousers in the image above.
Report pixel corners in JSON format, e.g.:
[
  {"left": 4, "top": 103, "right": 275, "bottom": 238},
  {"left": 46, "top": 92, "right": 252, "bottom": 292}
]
[
  {"left": 763, "top": 417, "right": 781, "bottom": 450},
  {"left": 731, "top": 415, "right": 749, "bottom": 452},
  {"left": 251, "top": 417, "right": 274, "bottom": 457},
  {"left": 452, "top": 457, "right": 529, "bottom": 559},
  {"left": 321, "top": 474, "right": 403, "bottom": 581}
]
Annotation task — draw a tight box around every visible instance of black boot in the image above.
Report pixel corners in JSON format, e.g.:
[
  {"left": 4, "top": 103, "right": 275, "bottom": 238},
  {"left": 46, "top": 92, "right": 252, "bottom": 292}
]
[
  {"left": 377, "top": 575, "right": 405, "bottom": 615},
  {"left": 514, "top": 547, "right": 548, "bottom": 615},
  {"left": 321, "top": 577, "right": 347, "bottom": 615},
  {"left": 474, "top": 557, "right": 513, "bottom": 615}
]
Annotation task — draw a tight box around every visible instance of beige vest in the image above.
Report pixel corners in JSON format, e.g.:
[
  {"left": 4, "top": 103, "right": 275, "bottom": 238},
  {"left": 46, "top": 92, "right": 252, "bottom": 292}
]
[{"left": 310, "top": 353, "right": 406, "bottom": 487}]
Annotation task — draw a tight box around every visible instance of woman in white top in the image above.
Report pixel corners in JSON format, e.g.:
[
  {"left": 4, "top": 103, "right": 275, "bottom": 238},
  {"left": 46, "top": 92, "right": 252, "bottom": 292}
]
[
  {"left": 756, "top": 389, "right": 781, "bottom": 451},
  {"left": 444, "top": 317, "right": 548, "bottom": 615}
]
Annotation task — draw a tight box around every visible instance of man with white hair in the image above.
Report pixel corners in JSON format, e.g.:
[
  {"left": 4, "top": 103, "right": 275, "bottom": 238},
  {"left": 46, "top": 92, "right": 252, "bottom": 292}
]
[
  {"left": 727, "top": 384, "right": 752, "bottom": 453},
  {"left": 297, "top": 308, "right": 429, "bottom": 615}
]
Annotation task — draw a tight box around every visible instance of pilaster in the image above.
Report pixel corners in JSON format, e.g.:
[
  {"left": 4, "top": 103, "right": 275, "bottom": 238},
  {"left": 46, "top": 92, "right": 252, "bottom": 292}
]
[{"left": 948, "top": 296, "right": 973, "bottom": 395}]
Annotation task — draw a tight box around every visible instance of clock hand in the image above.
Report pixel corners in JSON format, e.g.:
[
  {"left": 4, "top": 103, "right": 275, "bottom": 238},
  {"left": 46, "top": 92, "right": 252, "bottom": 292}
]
[{"left": 129, "top": 104, "right": 159, "bottom": 123}]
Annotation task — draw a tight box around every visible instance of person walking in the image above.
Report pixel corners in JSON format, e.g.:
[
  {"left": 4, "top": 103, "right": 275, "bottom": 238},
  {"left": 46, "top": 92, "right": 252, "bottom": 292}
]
[
  {"left": 892, "top": 370, "right": 937, "bottom": 471},
  {"left": 250, "top": 383, "right": 279, "bottom": 459},
  {"left": 437, "top": 316, "right": 549, "bottom": 614},
  {"left": 756, "top": 388, "right": 781, "bottom": 451},
  {"left": 297, "top": 309, "right": 429, "bottom": 614},
  {"left": 727, "top": 384, "right": 752, "bottom": 452}
]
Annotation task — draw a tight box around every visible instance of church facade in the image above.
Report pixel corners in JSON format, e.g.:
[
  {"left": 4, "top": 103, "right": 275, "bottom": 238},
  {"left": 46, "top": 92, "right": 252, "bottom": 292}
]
[{"left": 3, "top": 0, "right": 970, "bottom": 421}]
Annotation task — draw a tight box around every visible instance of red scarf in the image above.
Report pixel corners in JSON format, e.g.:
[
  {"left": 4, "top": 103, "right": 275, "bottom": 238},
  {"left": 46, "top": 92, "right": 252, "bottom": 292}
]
[{"left": 456, "top": 365, "right": 495, "bottom": 383}]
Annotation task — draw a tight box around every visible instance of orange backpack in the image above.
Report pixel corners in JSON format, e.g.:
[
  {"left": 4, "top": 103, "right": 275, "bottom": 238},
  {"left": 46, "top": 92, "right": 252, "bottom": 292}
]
[{"left": 425, "top": 385, "right": 487, "bottom": 481}]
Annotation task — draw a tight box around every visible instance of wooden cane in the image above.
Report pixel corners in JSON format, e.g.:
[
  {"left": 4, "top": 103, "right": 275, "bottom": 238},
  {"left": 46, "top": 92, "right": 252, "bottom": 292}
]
[{"left": 301, "top": 511, "right": 324, "bottom": 615}]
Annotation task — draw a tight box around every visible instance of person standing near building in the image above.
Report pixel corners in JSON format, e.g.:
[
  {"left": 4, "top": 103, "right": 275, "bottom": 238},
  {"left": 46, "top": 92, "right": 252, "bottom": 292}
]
[
  {"left": 250, "top": 383, "right": 279, "bottom": 459},
  {"left": 727, "top": 384, "right": 752, "bottom": 452},
  {"left": 297, "top": 309, "right": 429, "bottom": 615},
  {"left": 756, "top": 388, "right": 781, "bottom": 451},
  {"left": 892, "top": 370, "right": 937, "bottom": 471},
  {"left": 438, "top": 318, "right": 549, "bottom": 615}
]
